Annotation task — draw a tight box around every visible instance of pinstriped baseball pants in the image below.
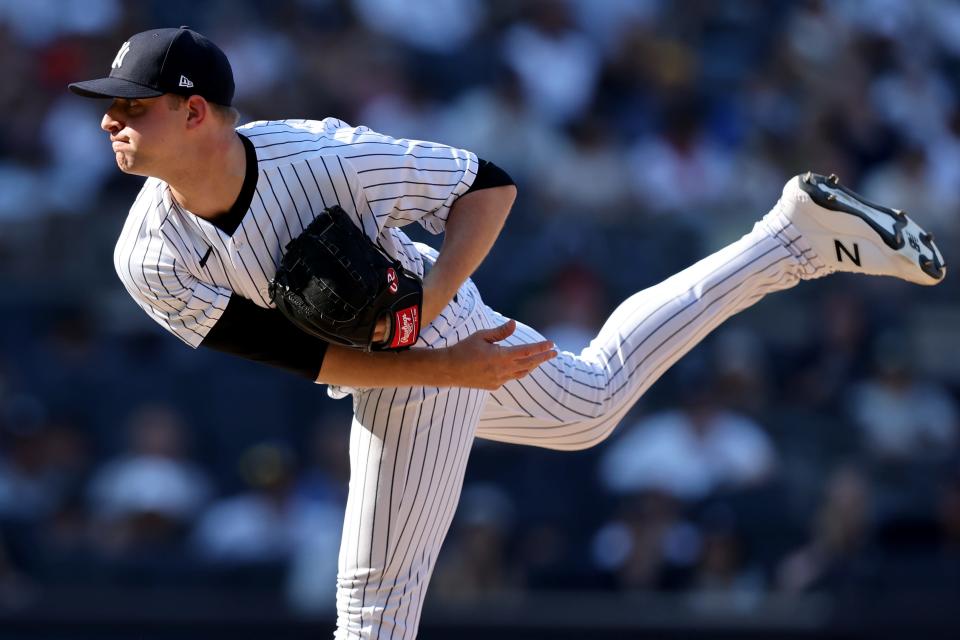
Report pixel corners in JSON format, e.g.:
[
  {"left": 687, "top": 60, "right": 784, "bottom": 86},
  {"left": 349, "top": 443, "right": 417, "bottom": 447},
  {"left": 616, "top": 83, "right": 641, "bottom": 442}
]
[{"left": 334, "top": 218, "right": 811, "bottom": 639}]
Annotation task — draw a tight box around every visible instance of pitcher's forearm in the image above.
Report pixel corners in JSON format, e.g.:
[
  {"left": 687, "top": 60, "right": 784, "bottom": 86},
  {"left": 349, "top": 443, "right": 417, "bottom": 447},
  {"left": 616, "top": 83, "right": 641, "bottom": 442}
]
[
  {"left": 317, "top": 321, "right": 557, "bottom": 390},
  {"left": 317, "top": 344, "right": 452, "bottom": 387},
  {"left": 422, "top": 185, "right": 516, "bottom": 323}
]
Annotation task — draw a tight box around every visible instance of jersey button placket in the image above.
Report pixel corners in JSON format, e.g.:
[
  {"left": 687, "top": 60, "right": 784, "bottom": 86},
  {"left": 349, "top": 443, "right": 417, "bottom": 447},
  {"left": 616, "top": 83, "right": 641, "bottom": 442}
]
[
  {"left": 229, "top": 236, "right": 248, "bottom": 274},
  {"left": 227, "top": 234, "right": 247, "bottom": 271}
]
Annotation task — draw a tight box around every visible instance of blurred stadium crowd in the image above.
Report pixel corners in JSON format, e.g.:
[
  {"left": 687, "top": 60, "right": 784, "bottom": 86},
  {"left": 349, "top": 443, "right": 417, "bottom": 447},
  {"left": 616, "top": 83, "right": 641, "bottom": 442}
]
[{"left": 2, "top": 0, "right": 960, "bottom": 628}]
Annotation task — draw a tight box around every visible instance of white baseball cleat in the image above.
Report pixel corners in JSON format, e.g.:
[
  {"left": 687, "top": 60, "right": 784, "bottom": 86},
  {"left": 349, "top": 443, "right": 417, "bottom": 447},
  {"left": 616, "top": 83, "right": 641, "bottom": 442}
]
[{"left": 768, "top": 172, "right": 946, "bottom": 285}]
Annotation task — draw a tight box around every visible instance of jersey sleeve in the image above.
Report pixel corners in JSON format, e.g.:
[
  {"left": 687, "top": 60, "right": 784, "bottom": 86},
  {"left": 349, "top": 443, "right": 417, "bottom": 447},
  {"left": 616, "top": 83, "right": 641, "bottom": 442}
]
[
  {"left": 114, "top": 237, "right": 231, "bottom": 348},
  {"left": 115, "top": 241, "right": 329, "bottom": 380},
  {"left": 336, "top": 125, "right": 479, "bottom": 234}
]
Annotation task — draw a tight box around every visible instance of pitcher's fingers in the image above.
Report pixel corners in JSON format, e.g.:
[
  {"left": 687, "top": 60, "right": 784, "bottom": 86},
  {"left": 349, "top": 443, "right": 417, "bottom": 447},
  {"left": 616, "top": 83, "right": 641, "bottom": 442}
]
[
  {"left": 483, "top": 319, "right": 517, "bottom": 343},
  {"left": 502, "top": 339, "right": 554, "bottom": 357},
  {"left": 512, "top": 349, "right": 559, "bottom": 371}
]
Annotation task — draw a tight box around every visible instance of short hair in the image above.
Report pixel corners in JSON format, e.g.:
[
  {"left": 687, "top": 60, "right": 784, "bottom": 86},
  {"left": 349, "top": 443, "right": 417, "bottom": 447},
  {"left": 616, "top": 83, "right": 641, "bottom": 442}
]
[{"left": 166, "top": 93, "right": 240, "bottom": 127}]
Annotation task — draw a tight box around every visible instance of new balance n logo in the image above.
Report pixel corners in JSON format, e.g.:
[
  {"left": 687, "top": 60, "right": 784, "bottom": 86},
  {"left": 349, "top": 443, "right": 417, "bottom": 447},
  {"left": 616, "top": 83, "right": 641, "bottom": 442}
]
[
  {"left": 835, "top": 239, "right": 861, "bottom": 266},
  {"left": 111, "top": 41, "right": 131, "bottom": 69},
  {"left": 179, "top": 75, "right": 194, "bottom": 88}
]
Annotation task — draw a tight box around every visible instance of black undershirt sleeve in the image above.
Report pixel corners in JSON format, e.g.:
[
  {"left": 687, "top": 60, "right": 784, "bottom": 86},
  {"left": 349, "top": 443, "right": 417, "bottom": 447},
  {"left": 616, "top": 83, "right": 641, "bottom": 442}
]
[
  {"left": 200, "top": 294, "right": 328, "bottom": 381},
  {"left": 464, "top": 158, "right": 515, "bottom": 194}
]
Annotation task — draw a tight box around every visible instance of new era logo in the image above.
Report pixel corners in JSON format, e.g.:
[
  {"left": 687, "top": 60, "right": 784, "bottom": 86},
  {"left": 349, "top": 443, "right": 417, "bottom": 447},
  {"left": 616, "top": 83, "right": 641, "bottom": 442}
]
[{"left": 179, "top": 75, "right": 194, "bottom": 88}]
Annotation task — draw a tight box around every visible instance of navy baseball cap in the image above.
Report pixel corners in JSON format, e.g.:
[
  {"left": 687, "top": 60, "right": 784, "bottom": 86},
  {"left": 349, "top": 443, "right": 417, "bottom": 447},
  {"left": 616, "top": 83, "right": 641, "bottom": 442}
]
[{"left": 68, "top": 26, "right": 234, "bottom": 106}]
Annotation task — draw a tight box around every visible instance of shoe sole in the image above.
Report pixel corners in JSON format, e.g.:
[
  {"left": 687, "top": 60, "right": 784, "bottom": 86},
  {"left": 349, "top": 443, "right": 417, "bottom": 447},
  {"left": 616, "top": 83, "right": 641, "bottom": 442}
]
[{"left": 797, "top": 171, "right": 946, "bottom": 282}]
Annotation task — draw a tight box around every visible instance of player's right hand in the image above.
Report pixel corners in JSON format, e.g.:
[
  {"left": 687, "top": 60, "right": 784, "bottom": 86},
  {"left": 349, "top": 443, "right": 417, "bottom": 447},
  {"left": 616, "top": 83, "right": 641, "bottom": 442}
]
[{"left": 444, "top": 319, "right": 558, "bottom": 390}]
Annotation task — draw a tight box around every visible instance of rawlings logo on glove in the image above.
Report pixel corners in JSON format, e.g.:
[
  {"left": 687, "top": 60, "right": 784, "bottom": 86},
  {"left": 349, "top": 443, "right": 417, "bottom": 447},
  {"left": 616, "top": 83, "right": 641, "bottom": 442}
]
[{"left": 390, "top": 305, "right": 420, "bottom": 349}]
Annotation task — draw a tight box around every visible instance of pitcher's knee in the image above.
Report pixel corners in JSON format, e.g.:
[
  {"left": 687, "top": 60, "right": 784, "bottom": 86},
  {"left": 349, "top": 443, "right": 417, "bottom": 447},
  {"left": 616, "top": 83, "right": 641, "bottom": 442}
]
[{"left": 546, "top": 419, "right": 620, "bottom": 451}]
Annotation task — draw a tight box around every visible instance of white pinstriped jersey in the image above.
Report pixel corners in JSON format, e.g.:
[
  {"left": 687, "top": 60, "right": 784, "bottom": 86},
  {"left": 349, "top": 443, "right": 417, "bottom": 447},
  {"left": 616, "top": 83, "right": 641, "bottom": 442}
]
[{"left": 113, "top": 118, "right": 478, "bottom": 348}]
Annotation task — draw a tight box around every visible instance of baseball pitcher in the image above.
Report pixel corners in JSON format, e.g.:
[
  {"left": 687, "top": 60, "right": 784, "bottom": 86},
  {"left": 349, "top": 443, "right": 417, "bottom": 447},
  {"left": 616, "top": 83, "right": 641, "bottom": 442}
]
[{"left": 70, "top": 27, "right": 945, "bottom": 640}]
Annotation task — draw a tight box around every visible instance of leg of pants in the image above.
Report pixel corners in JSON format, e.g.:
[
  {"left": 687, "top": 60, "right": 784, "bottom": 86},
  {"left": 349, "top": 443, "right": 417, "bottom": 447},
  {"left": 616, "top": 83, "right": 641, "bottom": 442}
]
[
  {"left": 475, "top": 222, "right": 809, "bottom": 448},
  {"left": 334, "top": 284, "right": 491, "bottom": 639},
  {"left": 332, "top": 221, "right": 809, "bottom": 637}
]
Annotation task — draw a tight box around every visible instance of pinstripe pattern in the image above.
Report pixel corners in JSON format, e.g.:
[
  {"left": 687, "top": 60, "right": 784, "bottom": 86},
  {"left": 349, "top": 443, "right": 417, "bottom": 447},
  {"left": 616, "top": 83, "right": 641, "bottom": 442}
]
[
  {"left": 113, "top": 118, "right": 478, "bottom": 348},
  {"left": 113, "top": 116, "right": 821, "bottom": 639},
  {"left": 329, "top": 223, "right": 812, "bottom": 638},
  {"left": 473, "top": 222, "right": 808, "bottom": 450}
]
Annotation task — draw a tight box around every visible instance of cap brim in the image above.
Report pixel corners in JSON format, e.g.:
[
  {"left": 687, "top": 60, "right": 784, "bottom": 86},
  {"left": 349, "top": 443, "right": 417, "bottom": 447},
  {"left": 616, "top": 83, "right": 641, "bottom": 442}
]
[{"left": 68, "top": 77, "right": 164, "bottom": 99}]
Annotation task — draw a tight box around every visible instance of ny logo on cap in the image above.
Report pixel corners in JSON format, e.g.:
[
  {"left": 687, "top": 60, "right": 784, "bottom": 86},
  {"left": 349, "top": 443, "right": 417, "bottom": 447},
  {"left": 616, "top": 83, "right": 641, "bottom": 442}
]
[{"left": 111, "top": 41, "right": 131, "bottom": 69}]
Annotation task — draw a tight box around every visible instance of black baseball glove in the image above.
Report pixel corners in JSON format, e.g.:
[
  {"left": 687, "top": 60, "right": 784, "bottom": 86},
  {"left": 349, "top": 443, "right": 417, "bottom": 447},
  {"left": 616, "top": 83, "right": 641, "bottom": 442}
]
[{"left": 268, "top": 205, "right": 423, "bottom": 351}]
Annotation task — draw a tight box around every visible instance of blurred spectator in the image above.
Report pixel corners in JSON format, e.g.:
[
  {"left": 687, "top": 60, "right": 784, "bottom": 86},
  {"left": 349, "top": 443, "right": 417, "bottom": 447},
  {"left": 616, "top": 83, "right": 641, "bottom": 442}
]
[
  {"left": 0, "top": 0, "right": 120, "bottom": 46},
  {"left": 40, "top": 96, "right": 116, "bottom": 215},
  {"left": 859, "top": 145, "right": 959, "bottom": 233},
  {"left": 591, "top": 491, "right": 700, "bottom": 590},
  {"left": 0, "top": 532, "right": 34, "bottom": 608},
  {"left": 784, "top": 0, "right": 853, "bottom": 70},
  {"left": 290, "top": 415, "right": 350, "bottom": 507},
  {"left": 939, "top": 469, "right": 960, "bottom": 554},
  {"left": 192, "top": 442, "right": 299, "bottom": 565},
  {"left": 33, "top": 492, "right": 97, "bottom": 585},
  {"left": 566, "top": 0, "right": 662, "bottom": 59},
  {"left": 41, "top": 419, "right": 89, "bottom": 485},
  {"left": 215, "top": 27, "right": 299, "bottom": 106},
  {"left": 688, "top": 505, "right": 766, "bottom": 610},
  {"left": 599, "top": 378, "right": 778, "bottom": 502},
  {"left": 87, "top": 404, "right": 212, "bottom": 555},
  {"left": 358, "top": 78, "right": 445, "bottom": 144},
  {"left": 192, "top": 434, "right": 344, "bottom": 601},
  {"left": 29, "top": 309, "right": 116, "bottom": 430},
  {"left": 533, "top": 114, "right": 634, "bottom": 221},
  {"left": 0, "top": 411, "right": 93, "bottom": 584},
  {"left": 432, "top": 483, "right": 522, "bottom": 600},
  {"left": 626, "top": 97, "right": 735, "bottom": 223},
  {"left": 501, "top": 0, "right": 602, "bottom": 124},
  {"left": 286, "top": 418, "right": 351, "bottom": 614},
  {"left": 847, "top": 332, "right": 959, "bottom": 463},
  {"left": 709, "top": 327, "right": 772, "bottom": 415},
  {"left": 923, "top": 0, "right": 960, "bottom": 58},
  {"left": 868, "top": 57, "right": 954, "bottom": 146},
  {"left": 692, "top": 525, "right": 757, "bottom": 595},
  {"left": 0, "top": 396, "right": 65, "bottom": 522},
  {"left": 524, "top": 261, "right": 609, "bottom": 354},
  {"left": 782, "top": 289, "right": 870, "bottom": 412},
  {"left": 438, "top": 67, "right": 564, "bottom": 183},
  {"left": 924, "top": 106, "right": 960, "bottom": 237},
  {"left": 350, "top": 0, "right": 485, "bottom": 54},
  {"left": 777, "top": 465, "right": 873, "bottom": 592}
]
